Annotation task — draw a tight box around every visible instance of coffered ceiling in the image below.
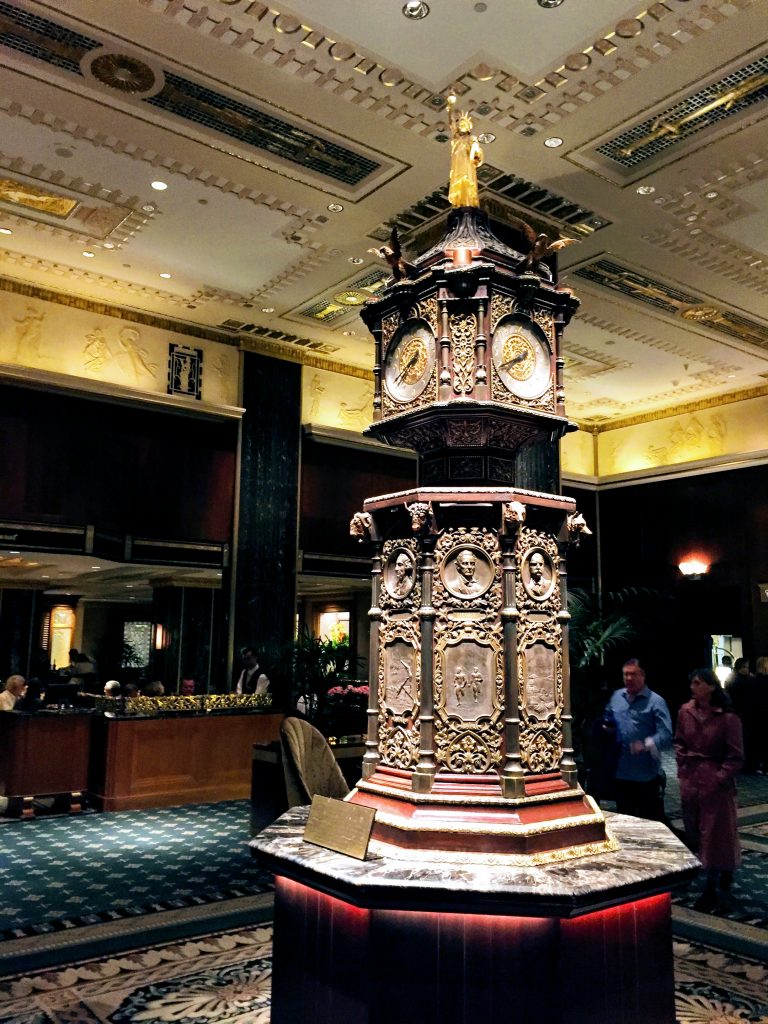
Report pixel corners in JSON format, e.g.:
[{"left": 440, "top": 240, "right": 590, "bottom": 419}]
[{"left": 1, "top": 0, "right": 767, "bottom": 429}]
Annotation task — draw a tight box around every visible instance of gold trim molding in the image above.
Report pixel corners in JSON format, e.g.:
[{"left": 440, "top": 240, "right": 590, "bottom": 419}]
[
  {"left": 578, "top": 381, "right": 768, "bottom": 433},
  {"left": 0, "top": 277, "right": 239, "bottom": 346}
]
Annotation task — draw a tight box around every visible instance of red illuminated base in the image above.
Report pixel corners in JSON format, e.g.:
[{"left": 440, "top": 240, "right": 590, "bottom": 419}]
[
  {"left": 349, "top": 766, "right": 610, "bottom": 860},
  {"left": 271, "top": 878, "right": 675, "bottom": 1024}
]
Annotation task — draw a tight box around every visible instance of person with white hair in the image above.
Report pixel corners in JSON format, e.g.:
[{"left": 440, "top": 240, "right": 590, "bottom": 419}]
[
  {"left": 0, "top": 675, "right": 27, "bottom": 711},
  {"left": 103, "top": 680, "right": 121, "bottom": 698}
]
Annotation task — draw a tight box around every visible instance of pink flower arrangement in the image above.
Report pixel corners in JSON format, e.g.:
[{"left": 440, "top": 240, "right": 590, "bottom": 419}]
[{"left": 326, "top": 683, "right": 369, "bottom": 708}]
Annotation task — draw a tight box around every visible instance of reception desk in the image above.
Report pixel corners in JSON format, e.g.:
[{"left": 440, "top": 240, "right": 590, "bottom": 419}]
[
  {"left": 89, "top": 711, "right": 284, "bottom": 812},
  {"left": 0, "top": 710, "right": 92, "bottom": 816}
]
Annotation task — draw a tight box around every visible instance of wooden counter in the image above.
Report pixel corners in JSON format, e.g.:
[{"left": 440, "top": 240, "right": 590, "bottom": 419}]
[
  {"left": 90, "top": 712, "right": 284, "bottom": 812},
  {"left": 0, "top": 711, "right": 91, "bottom": 815}
]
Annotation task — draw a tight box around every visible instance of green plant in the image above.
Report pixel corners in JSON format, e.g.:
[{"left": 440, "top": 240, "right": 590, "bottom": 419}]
[{"left": 290, "top": 627, "right": 360, "bottom": 719}]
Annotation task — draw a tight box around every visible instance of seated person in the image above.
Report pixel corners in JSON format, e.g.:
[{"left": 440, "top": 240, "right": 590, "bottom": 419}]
[
  {"left": 123, "top": 682, "right": 140, "bottom": 699},
  {"left": 143, "top": 680, "right": 165, "bottom": 697},
  {"left": 0, "top": 674, "right": 27, "bottom": 711},
  {"left": 103, "top": 680, "right": 121, "bottom": 698}
]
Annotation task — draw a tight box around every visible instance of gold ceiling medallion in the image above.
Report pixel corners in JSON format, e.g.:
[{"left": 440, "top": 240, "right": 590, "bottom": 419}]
[
  {"left": 0, "top": 177, "right": 77, "bottom": 218},
  {"left": 89, "top": 53, "right": 158, "bottom": 94},
  {"left": 332, "top": 289, "right": 370, "bottom": 307}
]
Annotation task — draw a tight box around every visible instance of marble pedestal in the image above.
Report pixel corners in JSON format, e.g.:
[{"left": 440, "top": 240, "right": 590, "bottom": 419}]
[{"left": 252, "top": 807, "right": 698, "bottom": 1024}]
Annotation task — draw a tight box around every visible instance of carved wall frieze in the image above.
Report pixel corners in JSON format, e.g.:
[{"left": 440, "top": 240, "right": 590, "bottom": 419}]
[
  {"left": 378, "top": 610, "right": 421, "bottom": 769},
  {"left": 517, "top": 619, "right": 564, "bottom": 774}
]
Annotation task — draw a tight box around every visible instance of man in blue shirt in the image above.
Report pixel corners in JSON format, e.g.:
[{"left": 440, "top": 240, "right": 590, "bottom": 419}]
[{"left": 604, "top": 658, "right": 672, "bottom": 820}]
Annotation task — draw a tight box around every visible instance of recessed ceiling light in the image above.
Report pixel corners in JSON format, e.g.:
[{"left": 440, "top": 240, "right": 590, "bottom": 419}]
[
  {"left": 705, "top": 190, "right": 719, "bottom": 199},
  {"left": 91, "top": 566, "right": 101, "bottom": 570},
  {"left": 41, "top": 574, "right": 50, "bottom": 579},
  {"left": 474, "top": 2, "right": 488, "bottom": 10},
  {"left": 151, "top": 180, "right": 168, "bottom": 191},
  {"left": 402, "top": 0, "right": 429, "bottom": 18},
  {"left": 636, "top": 185, "right": 655, "bottom": 195},
  {"left": 261, "top": 306, "right": 275, "bottom": 313},
  {"left": 538, "top": 0, "right": 565, "bottom": 7},
  {"left": 477, "top": 132, "right": 496, "bottom": 144},
  {"left": 141, "top": 203, "right": 156, "bottom": 213},
  {"left": 102, "top": 241, "right": 115, "bottom": 249},
  {"left": 686, "top": 214, "right": 698, "bottom": 222},
  {"left": 327, "top": 202, "right": 344, "bottom": 213},
  {"left": 82, "top": 250, "right": 95, "bottom": 258},
  {"left": 348, "top": 256, "right": 364, "bottom": 264},
  {"left": 9, "top": 550, "right": 19, "bottom": 555},
  {"left": 126, "top": 584, "right": 134, "bottom": 588},
  {"left": 159, "top": 272, "right": 172, "bottom": 278},
  {"left": 0, "top": 227, "right": 12, "bottom": 235},
  {"left": 544, "top": 136, "right": 563, "bottom": 148}
]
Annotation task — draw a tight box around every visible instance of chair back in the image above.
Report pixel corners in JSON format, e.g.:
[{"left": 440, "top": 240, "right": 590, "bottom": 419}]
[{"left": 280, "top": 717, "right": 350, "bottom": 807}]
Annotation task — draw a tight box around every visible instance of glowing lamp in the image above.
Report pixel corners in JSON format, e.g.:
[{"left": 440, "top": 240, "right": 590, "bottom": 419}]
[{"left": 678, "top": 557, "right": 709, "bottom": 579}]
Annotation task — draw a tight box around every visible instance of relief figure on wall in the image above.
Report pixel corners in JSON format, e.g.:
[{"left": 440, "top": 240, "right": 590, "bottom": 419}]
[
  {"left": 443, "top": 546, "right": 492, "bottom": 599},
  {"left": 117, "top": 326, "right": 158, "bottom": 381},
  {"left": 522, "top": 549, "right": 555, "bottom": 600},
  {"left": 13, "top": 306, "right": 45, "bottom": 362},
  {"left": 385, "top": 549, "right": 416, "bottom": 600},
  {"left": 83, "top": 327, "right": 113, "bottom": 374}
]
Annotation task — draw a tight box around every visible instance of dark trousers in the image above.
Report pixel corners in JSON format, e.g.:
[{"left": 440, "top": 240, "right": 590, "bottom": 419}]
[{"left": 614, "top": 777, "right": 665, "bottom": 821}]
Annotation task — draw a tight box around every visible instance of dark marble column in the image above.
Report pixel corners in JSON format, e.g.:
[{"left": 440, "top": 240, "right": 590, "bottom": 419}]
[
  {"left": 0, "top": 587, "right": 44, "bottom": 678},
  {"left": 233, "top": 351, "right": 301, "bottom": 703}
]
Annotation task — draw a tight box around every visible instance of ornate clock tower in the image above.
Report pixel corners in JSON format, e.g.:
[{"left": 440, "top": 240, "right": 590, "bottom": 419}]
[{"left": 346, "top": 104, "right": 611, "bottom": 862}]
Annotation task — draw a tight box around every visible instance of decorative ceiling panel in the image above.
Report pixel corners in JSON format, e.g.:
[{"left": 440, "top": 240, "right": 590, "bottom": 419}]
[
  {"left": 0, "top": 1, "right": 385, "bottom": 190},
  {"left": 596, "top": 57, "right": 768, "bottom": 168},
  {"left": 574, "top": 257, "right": 768, "bottom": 351}
]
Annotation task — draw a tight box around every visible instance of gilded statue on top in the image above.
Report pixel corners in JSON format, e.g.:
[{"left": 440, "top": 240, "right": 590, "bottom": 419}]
[{"left": 446, "top": 95, "right": 484, "bottom": 208}]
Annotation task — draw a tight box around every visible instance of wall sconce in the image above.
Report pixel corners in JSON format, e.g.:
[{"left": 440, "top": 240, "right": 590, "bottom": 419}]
[
  {"left": 678, "top": 557, "right": 709, "bottom": 580},
  {"left": 154, "top": 624, "right": 166, "bottom": 650}
]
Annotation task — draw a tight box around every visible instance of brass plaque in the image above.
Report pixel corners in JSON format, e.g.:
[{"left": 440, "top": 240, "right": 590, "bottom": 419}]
[{"left": 304, "top": 796, "right": 376, "bottom": 860}]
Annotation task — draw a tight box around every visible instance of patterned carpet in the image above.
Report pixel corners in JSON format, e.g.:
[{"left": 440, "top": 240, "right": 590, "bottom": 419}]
[
  {"left": 0, "top": 802, "right": 272, "bottom": 941},
  {"left": 0, "top": 924, "right": 765, "bottom": 1024}
]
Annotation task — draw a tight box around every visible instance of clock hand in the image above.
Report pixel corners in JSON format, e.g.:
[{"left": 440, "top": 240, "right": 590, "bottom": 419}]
[
  {"left": 395, "top": 351, "right": 419, "bottom": 385},
  {"left": 499, "top": 350, "right": 528, "bottom": 372}
]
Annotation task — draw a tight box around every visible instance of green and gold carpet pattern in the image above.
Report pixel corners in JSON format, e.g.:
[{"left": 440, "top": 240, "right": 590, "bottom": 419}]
[{"left": 0, "top": 802, "right": 272, "bottom": 941}]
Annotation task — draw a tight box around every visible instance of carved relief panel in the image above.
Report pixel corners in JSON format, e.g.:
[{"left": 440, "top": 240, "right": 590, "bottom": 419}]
[
  {"left": 515, "top": 527, "right": 563, "bottom": 773},
  {"left": 432, "top": 526, "right": 504, "bottom": 774},
  {"left": 377, "top": 536, "right": 421, "bottom": 769}
]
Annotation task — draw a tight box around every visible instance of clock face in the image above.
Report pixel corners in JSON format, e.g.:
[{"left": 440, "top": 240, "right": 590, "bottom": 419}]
[
  {"left": 383, "top": 319, "right": 436, "bottom": 404},
  {"left": 492, "top": 316, "right": 551, "bottom": 400}
]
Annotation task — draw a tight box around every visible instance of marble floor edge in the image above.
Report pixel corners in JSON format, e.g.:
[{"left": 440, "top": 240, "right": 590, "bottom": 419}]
[
  {"left": 0, "top": 892, "right": 275, "bottom": 978},
  {"left": 672, "top": 905, "right": 768, "bottom": 963}
]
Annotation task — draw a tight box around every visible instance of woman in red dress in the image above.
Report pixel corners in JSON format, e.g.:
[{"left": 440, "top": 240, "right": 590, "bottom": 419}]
[{"left": 675, "top": 668, "right": 744, "bottom": 911}]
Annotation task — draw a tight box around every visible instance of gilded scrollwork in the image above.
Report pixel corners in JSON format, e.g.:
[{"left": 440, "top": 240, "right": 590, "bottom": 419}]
[
  {"left": 410, "top": 295, "right": 438, "bottom": 334},
  {"left": 381, "top": 310, "right": 401, "bottom": 355},
  {"left": 450, "top": 312, "right": 476, "bottom": 395},
  {"left": 532, "top": 308, "right": 555, "bottom": 346},
  {"left": 381, "top": 724, "right": 420, "bottom": 770},
  {"left": 490, "top": 293, "right": 516, "bottom": 333}
]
